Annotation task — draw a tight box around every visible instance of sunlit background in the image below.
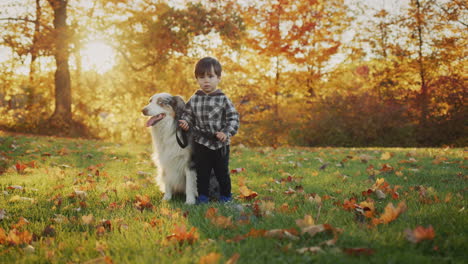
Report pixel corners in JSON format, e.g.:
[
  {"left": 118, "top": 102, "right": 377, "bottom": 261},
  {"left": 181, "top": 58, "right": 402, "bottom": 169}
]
[
  {"left": 0, "top": 0, "right": 465, "bottom": 147},
  {"left": 80, "top": 41, "right": 116, "bottom": 74}
]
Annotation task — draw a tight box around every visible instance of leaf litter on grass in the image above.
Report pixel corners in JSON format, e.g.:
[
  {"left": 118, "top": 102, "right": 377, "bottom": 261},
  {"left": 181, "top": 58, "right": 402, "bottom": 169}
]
[{"left": 0, "top": 135, "right": 465, "bottom": 263}]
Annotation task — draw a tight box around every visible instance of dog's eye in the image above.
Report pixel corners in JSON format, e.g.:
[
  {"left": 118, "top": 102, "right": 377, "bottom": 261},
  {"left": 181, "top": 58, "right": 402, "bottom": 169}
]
[
  {"left": 156, "top": 98, "right": 166, "bottom": 106},
  {"left": 157, "top": 98, "right": 171, "bottom": 106}
]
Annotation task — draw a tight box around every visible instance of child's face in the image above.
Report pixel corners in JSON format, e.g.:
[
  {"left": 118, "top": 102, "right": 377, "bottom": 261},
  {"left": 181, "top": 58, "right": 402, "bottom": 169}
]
[{"left": 196, "top": 67, "right": 220, "bottom": 94}]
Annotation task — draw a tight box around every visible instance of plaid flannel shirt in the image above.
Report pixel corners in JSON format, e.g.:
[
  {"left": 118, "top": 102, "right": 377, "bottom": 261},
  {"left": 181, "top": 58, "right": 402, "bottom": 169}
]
[{"left": 182, "top": 89, "right": 240, "bottom": 150}]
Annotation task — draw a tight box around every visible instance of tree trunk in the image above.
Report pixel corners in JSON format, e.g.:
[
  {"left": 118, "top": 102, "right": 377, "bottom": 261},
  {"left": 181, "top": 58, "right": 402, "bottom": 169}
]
[
  {"left": 29, "top": 0, "right": 41, "bottom": 82},
  {"left": 48, "top": 0, "right": 72, "bottom": 126},
  {"left": 414, "top": 0, "right": 429, "bottom": 126}
]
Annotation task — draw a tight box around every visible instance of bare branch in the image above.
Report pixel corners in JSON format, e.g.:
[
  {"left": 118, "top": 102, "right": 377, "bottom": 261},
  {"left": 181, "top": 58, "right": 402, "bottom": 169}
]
[
  {"left": 0, "top": 17, "right": 54, "bottom": 31},
  {"left": 434, "top": 3, "right": 468, "bottom": 28}
]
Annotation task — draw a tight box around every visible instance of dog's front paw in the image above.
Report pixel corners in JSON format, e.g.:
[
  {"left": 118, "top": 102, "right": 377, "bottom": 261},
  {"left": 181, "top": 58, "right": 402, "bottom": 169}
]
[
  {"left": 162, "top": 193, "right": 172, "bottom": 201},
  {"left": 185, "top": 196, "right": 196, "bottom": 205}
]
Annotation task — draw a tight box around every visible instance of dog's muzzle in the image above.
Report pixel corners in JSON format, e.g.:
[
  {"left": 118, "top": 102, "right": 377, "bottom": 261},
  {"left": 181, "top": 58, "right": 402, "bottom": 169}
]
[{"left": 142, "top": 108, "right": 166, "bottom": 127}]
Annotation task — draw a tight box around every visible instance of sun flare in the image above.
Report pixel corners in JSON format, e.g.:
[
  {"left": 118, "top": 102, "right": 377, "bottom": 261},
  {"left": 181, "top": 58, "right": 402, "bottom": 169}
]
[{"left": 80, "top": 41, "right": 116, "bottom": 74}]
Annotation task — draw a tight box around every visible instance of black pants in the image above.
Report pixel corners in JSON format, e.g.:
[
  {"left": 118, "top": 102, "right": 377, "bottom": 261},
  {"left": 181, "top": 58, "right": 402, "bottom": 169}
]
[{"left": 193, "top": 142, "right": 231, "bottom": 197}]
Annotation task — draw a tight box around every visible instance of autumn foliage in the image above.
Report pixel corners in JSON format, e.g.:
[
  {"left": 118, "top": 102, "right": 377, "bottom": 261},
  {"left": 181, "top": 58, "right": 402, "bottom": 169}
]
[{"left": 0, "top": 0, "right": 465, "bottom": 146}]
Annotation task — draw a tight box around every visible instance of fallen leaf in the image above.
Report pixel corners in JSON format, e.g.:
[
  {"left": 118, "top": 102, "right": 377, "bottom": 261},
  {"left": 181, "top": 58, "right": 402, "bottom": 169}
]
[
  {"left": 225, "top": 253, "right": 240, "bottom": 264},
  {"left": 258, "top": 200, "right": 276, "bottom": 217},
  {"left": 42, "top": 225, "right": 56, "bottom": 237},
  {"left": 359, "top": 201, "right": 375, "bottom": 218},
  {"left": 297, "top": 246, "right": 323, "bottom": 254},
  {"left": 199, "top": 252, "right": 221, "bottom": 264},
  {"left": 380, "top": 164, "right": 394, "bottom": 173},
  {"left": 74, "top": 190, "right": 87, "bottom": 200},
  {"left": 230, "top": 168, "right": 245, "bottom": 173},
  {"left": 375, "top": 189, "right": 386, "bottom": 199},
  {"left": 372, "top": 201, "right": 407, "bottom": 225},
  {"left": 307, "top": 193, "right": 322, "bottom": 205},
  {"left": 15, "top": 162, "right": 27, "bottom": 174},
  {"left": 264, "top": 229, "right": 299, "bottom": 240},
  {"left": 82, "top": 214, "right": 95, "bottom": 225},
  {"left": 405, "top": 225, "right": 435, "bottom": 243},
  {"left": 205, "top": 207, "right": 234, "bottom": 229},
  {"left": 343, "top": 247, "right": 375, "bottom": 256},
  {"left": 166, "top": 224, "right": 199, "bottom": 245},
  {"left": 4, "top": 229, "right": 33, "bottom": 246},
  {"left": 134, "top": 195, "right": 153, "bottom": 211},
  {"left": 238, "top": 186, "right": 258, "bottom": 200},
  {"left": 380, "top": 152, "right": 393, "bottom": 160},
  {"left": 7, "top": 185, "right": 23, "bottom": 190},
  {"left": 296, "top": 215, "right": 315, "bottom": 229},
  {"left": 301, "top": 224, "right": 326, "bottom": 236}
]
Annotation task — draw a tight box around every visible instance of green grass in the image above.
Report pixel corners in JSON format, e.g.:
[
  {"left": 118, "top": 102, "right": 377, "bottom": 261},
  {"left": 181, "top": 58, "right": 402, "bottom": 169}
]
[{"left": 0, "top": 132, "right": 466, "bottom": 263}]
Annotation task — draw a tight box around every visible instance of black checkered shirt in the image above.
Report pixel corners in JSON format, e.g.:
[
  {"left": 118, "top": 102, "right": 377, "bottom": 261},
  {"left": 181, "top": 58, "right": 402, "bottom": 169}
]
[{"left": 182, "top": 89, "right": 240, "bottom": 150}]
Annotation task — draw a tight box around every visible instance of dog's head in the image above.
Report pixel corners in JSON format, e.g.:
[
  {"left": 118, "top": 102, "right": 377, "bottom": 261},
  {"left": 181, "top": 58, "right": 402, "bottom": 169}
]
[{"left": 142, "top": 93, "right": 186, "bottom": 127}]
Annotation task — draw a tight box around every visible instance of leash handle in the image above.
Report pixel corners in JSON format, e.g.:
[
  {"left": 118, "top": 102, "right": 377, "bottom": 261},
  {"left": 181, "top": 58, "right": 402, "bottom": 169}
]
[{"left": 176, "top": 126, "right": 188, "bottom": 148}]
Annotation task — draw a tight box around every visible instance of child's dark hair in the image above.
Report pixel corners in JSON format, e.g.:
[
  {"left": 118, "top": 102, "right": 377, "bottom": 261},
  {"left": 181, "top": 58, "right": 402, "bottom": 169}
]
[{"left": 194, "top": 57, "right": 222, "bottom": 78}]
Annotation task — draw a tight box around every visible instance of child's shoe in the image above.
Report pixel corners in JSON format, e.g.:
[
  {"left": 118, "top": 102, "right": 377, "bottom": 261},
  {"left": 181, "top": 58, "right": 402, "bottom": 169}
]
[
  {"left": 196, "top": 195, "right": 209, "bottom": 204},
  {"left": 219, "top": 195, "right": 232, "bottom": 203}
]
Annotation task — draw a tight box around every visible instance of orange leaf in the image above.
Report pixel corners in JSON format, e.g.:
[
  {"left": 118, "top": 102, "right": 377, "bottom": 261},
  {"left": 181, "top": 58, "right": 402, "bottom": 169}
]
[
  {"left": 238, "top": 186, "right": 258, "bottom": 200},
  {"left": 166, "top": 224, "right": 199, "bottom": 245},
  {"left": 199, "top": 252, "right": 221, "bottom": 264},
  {"left": 205, "top": 207, "right": 234, "bottom": 229},
  {"left": 372, "top": 201, "right": 407, "bottom": 225},
  {"left": 405, "top": 225, "right": 435, "bottom": 243},
  {"left": 0, "top": 227, "right": 7, "bottom": 244},
  {"left": 359, "top": 201, "right": 376, "bottom": 218},
  {"left": 342, "top": 197, "right": 358, "bottom": 211},
  {"left": 226, "top": 253, "right": 240, "bottom": 264},
  {"left": 134, "top": 195, "right": 153, "bottom": 211},
  {"left": 6, "top": 229, "right": 32, "bottom": 246}
]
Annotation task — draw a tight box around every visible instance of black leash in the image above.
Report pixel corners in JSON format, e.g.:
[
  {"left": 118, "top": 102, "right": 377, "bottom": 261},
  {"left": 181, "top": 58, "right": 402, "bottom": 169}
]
[{"left": 176, "top": 126, "right": 189, "bottom": 148}]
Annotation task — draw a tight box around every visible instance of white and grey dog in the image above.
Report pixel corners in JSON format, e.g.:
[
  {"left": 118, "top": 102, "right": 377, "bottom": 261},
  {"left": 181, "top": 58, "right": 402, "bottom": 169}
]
[{"left": 142, "top": 93, "right": 197, "bottom": 204}]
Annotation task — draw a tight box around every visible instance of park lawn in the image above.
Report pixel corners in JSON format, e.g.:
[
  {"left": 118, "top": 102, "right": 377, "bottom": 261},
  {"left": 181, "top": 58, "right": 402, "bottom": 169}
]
[{"left": 0, "top": 132, "right": 466, "bottom": 263}]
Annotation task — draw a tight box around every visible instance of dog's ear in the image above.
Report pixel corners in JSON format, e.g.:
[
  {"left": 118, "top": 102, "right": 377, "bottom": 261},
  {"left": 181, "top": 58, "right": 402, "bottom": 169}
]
[{"left": 171, "top": 96, "right": 186, "bottom": 118}]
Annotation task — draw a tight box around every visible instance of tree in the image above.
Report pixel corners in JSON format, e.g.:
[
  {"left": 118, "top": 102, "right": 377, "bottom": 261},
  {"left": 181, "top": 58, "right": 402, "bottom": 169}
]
[
  {"left": 242, "top": 0, "right": 351, "bottom": 144},
  {"left": 47, "top": 0, "right": 72, "bottom": 127}
]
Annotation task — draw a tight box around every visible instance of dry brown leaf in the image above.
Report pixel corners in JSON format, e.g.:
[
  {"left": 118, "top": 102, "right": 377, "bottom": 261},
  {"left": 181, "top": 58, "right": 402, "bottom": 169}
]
[
  {"left": 297, "top": 246, "right": 323, "bottom": 254},
  {"left": 82, "top": 214, "right": 95, "bottom": 225},
  {"left": 301, "top": 224, "right": 326, "bottom": 236},
  {"left": 265, "top": 229, "right": 299, "bottom": 240}
]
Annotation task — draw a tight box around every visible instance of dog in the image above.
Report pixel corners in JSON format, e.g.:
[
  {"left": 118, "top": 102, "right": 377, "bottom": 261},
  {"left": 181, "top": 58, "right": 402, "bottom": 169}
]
[{"left": 141, "top": 93, "right": 197, "bottom": 204}]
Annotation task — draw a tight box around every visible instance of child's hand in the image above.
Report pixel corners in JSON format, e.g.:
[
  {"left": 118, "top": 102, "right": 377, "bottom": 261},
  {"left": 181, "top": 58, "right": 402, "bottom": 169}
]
[
  {"left": 178, "top": 120, "right": 189, "bottom": 131},
  {"left": 215, "top": 132, "right": 227, "bottom": 142}
]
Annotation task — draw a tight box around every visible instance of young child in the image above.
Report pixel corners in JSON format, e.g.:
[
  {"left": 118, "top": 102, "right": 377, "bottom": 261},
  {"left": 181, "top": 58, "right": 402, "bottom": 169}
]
[{"left": 179, "top": 57, "right": 240, "bottom": 203}]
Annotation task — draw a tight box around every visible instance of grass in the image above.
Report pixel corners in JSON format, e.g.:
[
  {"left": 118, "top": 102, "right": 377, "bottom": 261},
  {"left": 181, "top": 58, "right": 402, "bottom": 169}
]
[{"left": 0, "top": 131, "right": 466, "bottom": 263}]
